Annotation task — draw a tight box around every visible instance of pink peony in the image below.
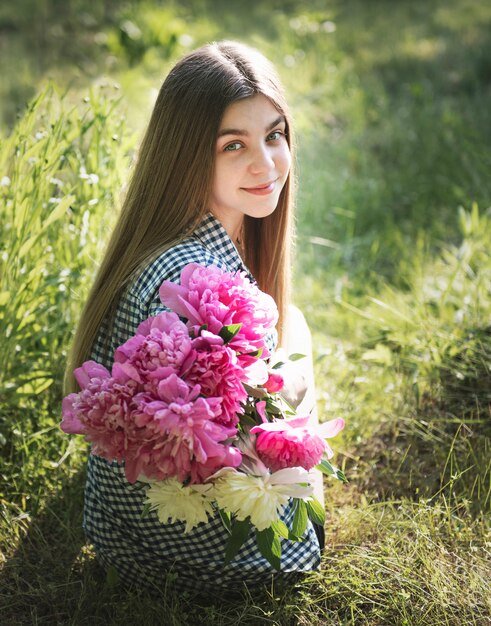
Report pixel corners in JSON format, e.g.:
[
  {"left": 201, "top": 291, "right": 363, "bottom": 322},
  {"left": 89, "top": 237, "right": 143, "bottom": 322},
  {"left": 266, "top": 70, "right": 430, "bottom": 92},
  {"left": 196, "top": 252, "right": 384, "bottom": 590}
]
[
  {"left": 250, "top": 416, "right": 345, "bottom": 471},
  {"left": 73, "top": 360, "right": 112, "bottom": 390},
  {"left": 112, "top": 311, "right": 194, "bottom": 391},
  {"left": 62, "top": 369, "right": 242, "bottom": 484},
  {"left": 263, "top": 372, "right": 284, "bottom": 393},
  {"left": 159, "top": 263, "right": 278, "bottom": 357},
  {"left": 185, "top": 332, "right": 247, "bottom": 428},
  {"left": 61, "top": 360, "right": 113, "bottom": 435},
  {"left": 61, "top": 374, "right": 139, "bottom": 465},
  {"left": 125, "top": 374, "right": 241, "bottom": 483}
]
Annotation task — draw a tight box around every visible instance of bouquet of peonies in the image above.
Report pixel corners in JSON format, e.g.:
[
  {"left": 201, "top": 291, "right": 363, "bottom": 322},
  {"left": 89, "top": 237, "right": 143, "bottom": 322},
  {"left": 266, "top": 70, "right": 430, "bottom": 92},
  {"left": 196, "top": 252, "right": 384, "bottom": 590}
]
[{"left": 61, "top": 263, "right": 345, "bottom": 568}]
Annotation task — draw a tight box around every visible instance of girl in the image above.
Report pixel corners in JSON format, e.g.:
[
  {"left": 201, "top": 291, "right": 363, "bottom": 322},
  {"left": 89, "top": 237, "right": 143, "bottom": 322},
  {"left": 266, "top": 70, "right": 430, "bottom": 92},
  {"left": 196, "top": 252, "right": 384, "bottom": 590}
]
[{"left": 65, "top": 40, "right": 323, "bottom": 594}]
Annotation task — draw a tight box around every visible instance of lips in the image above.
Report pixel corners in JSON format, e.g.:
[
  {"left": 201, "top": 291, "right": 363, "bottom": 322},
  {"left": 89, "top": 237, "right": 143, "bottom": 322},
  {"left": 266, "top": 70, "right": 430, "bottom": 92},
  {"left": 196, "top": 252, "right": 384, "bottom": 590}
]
[{"left": 241, "top": 179, "right": 277, "bottom": 195}]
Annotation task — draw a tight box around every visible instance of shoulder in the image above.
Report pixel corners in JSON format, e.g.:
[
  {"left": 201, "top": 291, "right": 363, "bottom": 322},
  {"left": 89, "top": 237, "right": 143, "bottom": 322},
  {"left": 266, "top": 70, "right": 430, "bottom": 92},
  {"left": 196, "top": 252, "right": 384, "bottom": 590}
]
[
  {"left": 129, "top": 235, "right": 230, "bottom": 313},
  {"left": 91, "top": 235, "right": 232, "bottom": 366}
]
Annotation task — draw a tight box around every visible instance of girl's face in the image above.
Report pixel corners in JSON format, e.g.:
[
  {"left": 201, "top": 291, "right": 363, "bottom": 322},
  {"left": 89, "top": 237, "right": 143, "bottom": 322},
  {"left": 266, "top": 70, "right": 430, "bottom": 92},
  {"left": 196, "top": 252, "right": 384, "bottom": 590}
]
[{"left": 210, "top": 94, "right": 291, "bottom": 240}]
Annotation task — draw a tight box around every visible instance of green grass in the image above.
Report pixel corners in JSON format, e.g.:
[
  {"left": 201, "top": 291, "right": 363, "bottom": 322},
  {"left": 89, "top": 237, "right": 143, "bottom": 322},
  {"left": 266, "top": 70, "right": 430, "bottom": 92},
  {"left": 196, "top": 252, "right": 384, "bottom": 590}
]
[{"left": 1, "top": 1, "right": 491, "bottom": 624}]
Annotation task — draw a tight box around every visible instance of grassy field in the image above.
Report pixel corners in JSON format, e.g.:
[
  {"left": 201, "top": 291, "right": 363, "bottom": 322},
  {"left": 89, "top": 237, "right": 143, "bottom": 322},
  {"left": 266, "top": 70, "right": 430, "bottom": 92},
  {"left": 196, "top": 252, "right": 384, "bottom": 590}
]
[{"left": 1, "top": 1, "right": 490, "bottom": 624}]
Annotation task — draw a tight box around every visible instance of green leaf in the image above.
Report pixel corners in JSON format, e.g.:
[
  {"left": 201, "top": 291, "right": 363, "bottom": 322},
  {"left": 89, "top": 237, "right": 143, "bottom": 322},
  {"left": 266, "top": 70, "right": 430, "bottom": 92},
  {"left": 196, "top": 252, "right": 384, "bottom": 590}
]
[
  {"left": 361, "top": 343, "right": 393, "bottom": 366},
  {"left": 316, "top": 460, "right": 348, "bottom": 483},
  {"left": 292, "top": 499, "right": 308, "bottom": 538},
  {"left": 271, "top": 519, "right": 303, "bottom": 542},
  {"left": 271, "top": 360, "right": 286, "bottom": 370},
  {"left": 16, "top": 377, "right": 53, "bottom": 395},
  {"left": 243, "top": 383, "right": 267, "bottom": 399},
  {"left": 305, "top": 497, "right": 325, "bottom": 525},
  {"left": 316, "top": 459, "right": 335, "bottom": 476},
  {"left": 264, "top": 401, "right": 283, "bottom": 415},
  {"left": 219, "top": 323, "right": 242, "bottom": 343},
  {"left": 256, "top": 527, "right": 281, "bottom": 570},
  {"left": 18, "top": 194, "right": 75, "bottom": 258},
  {"left": 288, "top": 353, "right": 306, "bottom": 362},
  {"left": 244, "top": 347, "right": 263, "bottom": 358},
  {"left": 238, "top": 413, "right": 260, "bottom": 427},
  {"left": 270, "top": 520, "right": 290, "bottom": 539},
  {"left": 141, "top": 503, "right": 152, "bottom": 519},
  {"left": 224, "top": 518, "right": 251, "bottom": 565},
  {"left": 218, "top": 508, "right": 232, "bottom": 534},
  {"left": 335, "top": 468, "right": 348, "bottom": 483},
  {"left": 44, "top": 194, "right": 75, "bottom": 229},
  {"left": 17, "top": 235, "right": 38, "bottom": 260}
]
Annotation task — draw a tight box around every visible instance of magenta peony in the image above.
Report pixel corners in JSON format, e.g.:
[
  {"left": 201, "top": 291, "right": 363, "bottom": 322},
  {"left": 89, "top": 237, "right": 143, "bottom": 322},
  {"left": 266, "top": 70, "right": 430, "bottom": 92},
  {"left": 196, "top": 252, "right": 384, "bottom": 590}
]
[
  {"left": 159, "top": 263, "right": 278, "bottom": 357},
  {"left": 126, "top": 375, "right": 241, "bottom": 483},
  {"left": 250, "top": 416, "right": 345, "bottom": 471},
  {"left": 112, "top": 311, "right": 195, "bottom": 391},
  {"left": 61, "top": 373, "right": 139, "bottom": 465},
  {"left": 60, "top": 310, "right": 245, "bottom": 484},
  {"left": 62, "top": 370, "right": 242, "bottom": 484},
  {"left": 263, "top": 372, "right": 284, "bottom": 393},
  {"left": 186, "top": 332, "right": 247, "bottom": 428}
]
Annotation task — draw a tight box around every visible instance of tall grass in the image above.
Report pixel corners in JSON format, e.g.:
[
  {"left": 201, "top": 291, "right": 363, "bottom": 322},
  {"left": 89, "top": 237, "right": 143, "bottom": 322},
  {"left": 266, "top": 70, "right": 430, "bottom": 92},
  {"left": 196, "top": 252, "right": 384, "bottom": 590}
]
[{"left": 0, "top": 84, "right": 132, "bottom": 526}]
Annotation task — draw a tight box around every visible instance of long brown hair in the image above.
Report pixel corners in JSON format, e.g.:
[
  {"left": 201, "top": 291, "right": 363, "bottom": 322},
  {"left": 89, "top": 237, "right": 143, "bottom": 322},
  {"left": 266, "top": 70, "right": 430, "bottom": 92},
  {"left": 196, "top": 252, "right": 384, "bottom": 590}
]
[{"left": 65, "top": 40, "right": 295, "bottom": 394}]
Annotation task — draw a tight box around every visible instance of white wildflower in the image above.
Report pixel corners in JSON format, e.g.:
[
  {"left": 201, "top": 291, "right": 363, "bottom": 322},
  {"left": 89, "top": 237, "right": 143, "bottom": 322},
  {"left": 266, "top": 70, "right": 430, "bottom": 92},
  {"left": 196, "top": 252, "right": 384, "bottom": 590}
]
[
  {"left": 79, "top": 167, "right": 99, "bottom": 184},
  {"left": 212, "top": 468, "right": 313, "bottom": 531},
  {"left": 144, "top": 478, "right": 215, "bottom": 533}
]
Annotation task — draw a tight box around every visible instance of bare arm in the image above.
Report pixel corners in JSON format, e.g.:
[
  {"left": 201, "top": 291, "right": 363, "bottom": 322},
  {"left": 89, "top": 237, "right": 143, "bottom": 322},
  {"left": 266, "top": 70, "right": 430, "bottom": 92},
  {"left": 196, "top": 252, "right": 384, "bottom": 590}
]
[{"left": 277, "top": 304, "right": 324, "bottom": 506}]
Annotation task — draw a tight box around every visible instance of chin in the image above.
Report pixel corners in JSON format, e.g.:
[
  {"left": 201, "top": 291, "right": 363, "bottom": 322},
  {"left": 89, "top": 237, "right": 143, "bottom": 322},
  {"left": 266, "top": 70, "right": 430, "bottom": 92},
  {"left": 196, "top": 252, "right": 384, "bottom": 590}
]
[
  {"left": 246, "top": 201, "right": 280, "bottom": 220},
  {"left": 247, "top": 209, "right": 277, "bottom": 221}
]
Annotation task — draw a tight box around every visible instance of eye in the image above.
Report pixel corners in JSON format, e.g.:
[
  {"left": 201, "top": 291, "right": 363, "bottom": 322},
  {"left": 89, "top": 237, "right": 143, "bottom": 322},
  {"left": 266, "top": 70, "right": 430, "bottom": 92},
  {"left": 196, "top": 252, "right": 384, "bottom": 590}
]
[
  {"left": 223, "top": 141, "right": 243, "bottom": 152},
  {"left": 266, "top": 130, "right": 286, "bottom": 142}
]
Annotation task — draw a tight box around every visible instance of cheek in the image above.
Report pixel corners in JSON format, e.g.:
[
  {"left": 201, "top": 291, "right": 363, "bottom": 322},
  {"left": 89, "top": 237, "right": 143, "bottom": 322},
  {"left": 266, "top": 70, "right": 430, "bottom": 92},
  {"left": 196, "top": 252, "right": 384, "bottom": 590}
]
[
  {"left": 211, "top": 163, "right": 229, "bottom": 198},
  {"left": 213, "top": 159, "right": 240, "bottom": 191}
]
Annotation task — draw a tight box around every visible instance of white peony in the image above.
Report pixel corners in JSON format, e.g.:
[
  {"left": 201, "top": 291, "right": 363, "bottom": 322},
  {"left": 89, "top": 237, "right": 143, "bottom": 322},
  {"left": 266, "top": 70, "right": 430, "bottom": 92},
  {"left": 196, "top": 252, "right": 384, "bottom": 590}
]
[
  {"left": 144, "top": 478, "right": 215, "bottom": 533},
  {"left": 212, "top": 467, "right": 314, "bottom": 531}
]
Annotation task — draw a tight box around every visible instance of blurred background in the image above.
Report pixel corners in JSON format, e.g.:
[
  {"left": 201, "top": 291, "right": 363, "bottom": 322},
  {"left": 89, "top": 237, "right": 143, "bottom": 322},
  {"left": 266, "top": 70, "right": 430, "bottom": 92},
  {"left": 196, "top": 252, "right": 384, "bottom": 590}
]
[{"left": 1, "top": 1, "right": 490, "bottom": 624}]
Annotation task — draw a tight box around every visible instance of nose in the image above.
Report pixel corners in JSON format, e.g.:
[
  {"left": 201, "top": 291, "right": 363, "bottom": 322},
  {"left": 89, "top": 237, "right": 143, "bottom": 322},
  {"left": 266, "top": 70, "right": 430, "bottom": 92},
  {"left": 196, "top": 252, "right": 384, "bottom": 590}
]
[{"left": 248, "top": 144, "right": 274, "bottom": 175}]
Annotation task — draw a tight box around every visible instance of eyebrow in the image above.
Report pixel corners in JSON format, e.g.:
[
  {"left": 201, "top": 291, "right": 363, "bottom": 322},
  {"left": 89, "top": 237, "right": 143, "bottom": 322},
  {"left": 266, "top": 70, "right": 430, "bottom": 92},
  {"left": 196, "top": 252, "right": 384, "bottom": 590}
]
[{"left": 217, "top": 115, "right": 285, "bottom": 138}]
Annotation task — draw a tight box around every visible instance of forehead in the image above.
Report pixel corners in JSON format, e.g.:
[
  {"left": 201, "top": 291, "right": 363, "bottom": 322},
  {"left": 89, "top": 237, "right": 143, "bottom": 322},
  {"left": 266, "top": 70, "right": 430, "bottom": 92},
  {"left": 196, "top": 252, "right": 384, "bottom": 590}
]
[{"left": 219, "top": 94, "right": 282, "bottom": 129}]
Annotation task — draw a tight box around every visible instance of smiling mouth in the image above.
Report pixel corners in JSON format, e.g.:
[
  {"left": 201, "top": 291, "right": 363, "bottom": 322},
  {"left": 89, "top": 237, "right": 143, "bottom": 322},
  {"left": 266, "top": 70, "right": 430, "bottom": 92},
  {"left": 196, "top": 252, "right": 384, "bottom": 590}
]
[{"left": 241, "top": 180, "right": 277, "bottom": 195}]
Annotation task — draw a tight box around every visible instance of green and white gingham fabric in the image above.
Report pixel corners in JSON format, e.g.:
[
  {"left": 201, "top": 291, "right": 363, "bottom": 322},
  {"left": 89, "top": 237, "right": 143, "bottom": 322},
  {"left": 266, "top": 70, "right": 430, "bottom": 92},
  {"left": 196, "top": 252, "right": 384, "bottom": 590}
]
[{"left": 84, "top": 213, "right": 321, "bottom": 594}]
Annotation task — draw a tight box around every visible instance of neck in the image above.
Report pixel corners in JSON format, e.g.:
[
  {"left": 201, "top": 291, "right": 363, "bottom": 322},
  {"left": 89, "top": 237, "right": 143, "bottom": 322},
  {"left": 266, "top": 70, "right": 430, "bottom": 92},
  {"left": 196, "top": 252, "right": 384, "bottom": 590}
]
[{"left": 210, "top": 210, "right": 244, "bottom": 245}]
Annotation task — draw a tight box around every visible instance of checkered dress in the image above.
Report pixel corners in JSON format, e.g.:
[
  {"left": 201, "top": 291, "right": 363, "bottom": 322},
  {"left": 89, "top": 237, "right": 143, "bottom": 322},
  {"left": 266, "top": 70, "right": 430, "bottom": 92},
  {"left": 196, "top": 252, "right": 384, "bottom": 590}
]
[{"left": 84, "top": 213, "right": 321, "bottom": 594}]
